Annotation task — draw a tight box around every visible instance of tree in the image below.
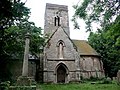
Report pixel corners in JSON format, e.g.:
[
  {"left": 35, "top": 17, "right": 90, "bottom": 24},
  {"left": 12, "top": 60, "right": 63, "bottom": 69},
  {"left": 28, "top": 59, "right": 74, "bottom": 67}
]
[
  {"left": 0, "top": 0, "right": 30, "bottom": 29},
  {"left": 73, "top": 0, "right": 120, "bottom": 78},
  {"left": 0, "top": 0, "right": 30, "bottom": 62},
  {"left": 88, "top": 16, "right": 120, "bottom": 77},
  {"left": 3, "top": 21, "right": 45, "bottom": 59},
  {"left": 0, "top": 0, "right": 30, "bottom": 57},
  {"left": 72, "top": 0, "right": 120, "bottom": 31},
  {"left": 0, "top": 0, "right": 45, "bottom": 81}
]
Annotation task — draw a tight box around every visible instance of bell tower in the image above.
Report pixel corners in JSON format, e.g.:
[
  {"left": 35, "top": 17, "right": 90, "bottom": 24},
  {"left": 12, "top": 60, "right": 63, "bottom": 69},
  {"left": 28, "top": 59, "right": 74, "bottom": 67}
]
[{"left": 44, "top": 3, "right": 70, "bottom": 36}]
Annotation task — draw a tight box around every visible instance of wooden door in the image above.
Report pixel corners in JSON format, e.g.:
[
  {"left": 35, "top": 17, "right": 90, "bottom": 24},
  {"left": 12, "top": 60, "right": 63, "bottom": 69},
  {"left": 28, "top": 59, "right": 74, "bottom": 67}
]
[{"left": 57, "top": 65, "right": 66, "bottom": 83}]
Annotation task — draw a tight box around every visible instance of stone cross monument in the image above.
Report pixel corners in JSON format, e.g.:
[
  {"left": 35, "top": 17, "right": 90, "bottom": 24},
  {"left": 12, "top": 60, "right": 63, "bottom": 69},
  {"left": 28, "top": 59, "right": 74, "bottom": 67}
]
[
  {"left": 17, "top": 33, "right": 33, "bottom": 86},
  {"left": 12, "top": 33, "right": 37, "bottom": 89},
  {"left": 22, "top": 33, "right": 30, "bottom": 76}
]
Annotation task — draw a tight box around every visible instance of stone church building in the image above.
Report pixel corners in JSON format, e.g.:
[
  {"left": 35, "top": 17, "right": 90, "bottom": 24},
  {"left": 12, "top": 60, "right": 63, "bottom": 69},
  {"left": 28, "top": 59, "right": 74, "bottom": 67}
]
[
  {"left": 7, "top": 3, "right": 104, "bottom": 84},
  {"left": 43, "top": 3, "right": 104, "bottom": 83}
]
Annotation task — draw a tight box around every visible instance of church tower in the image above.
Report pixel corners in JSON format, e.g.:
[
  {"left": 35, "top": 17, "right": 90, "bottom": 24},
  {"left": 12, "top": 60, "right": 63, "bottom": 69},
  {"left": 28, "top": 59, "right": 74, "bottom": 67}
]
[
  {"left": 44, "top": 3, "right": 70, "bottom": 36},
  {"left": 43, "top": 3, "right": 104, "bottom": 83},
  {"left": 43, "top": 3, "right": 81, "bottom": 83}
]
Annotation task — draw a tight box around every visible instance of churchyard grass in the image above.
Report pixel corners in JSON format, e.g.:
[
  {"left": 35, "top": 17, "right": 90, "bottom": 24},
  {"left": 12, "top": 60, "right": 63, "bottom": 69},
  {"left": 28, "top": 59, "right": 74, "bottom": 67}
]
[{"left": 38, "top": 83, "right": 120, "bottom": 90}]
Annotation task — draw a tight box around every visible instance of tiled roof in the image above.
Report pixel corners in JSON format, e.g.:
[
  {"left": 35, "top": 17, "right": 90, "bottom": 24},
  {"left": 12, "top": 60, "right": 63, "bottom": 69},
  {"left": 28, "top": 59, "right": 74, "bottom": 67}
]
[{"left": 72, "top": 40, "right": 100, "bottom": 56}]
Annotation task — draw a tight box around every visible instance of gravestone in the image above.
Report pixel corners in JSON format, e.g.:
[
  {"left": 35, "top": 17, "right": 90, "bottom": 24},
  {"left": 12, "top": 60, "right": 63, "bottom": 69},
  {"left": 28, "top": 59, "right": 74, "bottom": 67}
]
[{"left": 117, "top": 70, "right": 120, "bottom": 83}]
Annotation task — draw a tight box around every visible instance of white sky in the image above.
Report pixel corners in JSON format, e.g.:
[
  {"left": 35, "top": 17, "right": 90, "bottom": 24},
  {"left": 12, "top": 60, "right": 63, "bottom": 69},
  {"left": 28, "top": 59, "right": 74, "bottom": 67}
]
[{"left": 23, "top": 0, "right": 90, "bottom": 40}]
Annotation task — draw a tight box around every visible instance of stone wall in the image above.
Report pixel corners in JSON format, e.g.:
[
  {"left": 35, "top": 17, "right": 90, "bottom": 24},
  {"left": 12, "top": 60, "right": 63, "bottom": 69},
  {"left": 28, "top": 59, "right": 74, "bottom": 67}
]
[
  {"left": 43, "top": 27, "right": 80, "bottom": 83},
  {"left": 44, "top": 27, "right": 75, "bottom": 59},
  {"left": 28, "top": 61, "right": 36, "bottom": 78},
  {"left": 80, "top": 56, "right": 104, "bottom": 78},
  {"left": 7, "top": 60, "right": 23, "bottom": 81},
  {"left": 7, "top": 60, "right": 36, "bottom": 81}
]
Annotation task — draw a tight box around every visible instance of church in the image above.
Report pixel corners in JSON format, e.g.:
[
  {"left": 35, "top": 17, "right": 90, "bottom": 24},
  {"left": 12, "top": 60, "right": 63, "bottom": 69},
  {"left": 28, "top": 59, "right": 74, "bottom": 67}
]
[
  {"left": 7, "top": 3, "right": 104, "bottom": 84},
  {"left": 43, "top": 3, "right": 104, "bottom": 83}
]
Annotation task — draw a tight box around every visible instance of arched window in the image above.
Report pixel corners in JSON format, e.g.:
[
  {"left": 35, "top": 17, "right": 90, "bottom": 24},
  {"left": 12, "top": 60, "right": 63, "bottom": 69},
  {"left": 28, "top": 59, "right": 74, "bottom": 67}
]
[
  {"left": 57, "top": 40, "right": 65, "bottom": 59},
  {"left": 54, "top": 11, "right": 60, "bottom": 26},
  {"left": 59, "top": 42, "right": 63, "bottom": 59},
  {"left": 54, "top": 16, "right": 60, "bottom": 26}
]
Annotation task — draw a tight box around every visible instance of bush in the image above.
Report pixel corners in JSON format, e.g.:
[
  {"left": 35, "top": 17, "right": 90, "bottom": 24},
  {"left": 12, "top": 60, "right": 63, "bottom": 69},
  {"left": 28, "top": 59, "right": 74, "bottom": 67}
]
[
  {"left": 82, "top": 76, "right": 101, "bottom": 81},
  {"left": 0, "top": 81, "right": 10, "bottom": 90},
  {"left": 100, "top": 78, "right": 112, "bottom": 84},
  {"left": 90, "top": 76, "right": 99, "bottom": 81}
]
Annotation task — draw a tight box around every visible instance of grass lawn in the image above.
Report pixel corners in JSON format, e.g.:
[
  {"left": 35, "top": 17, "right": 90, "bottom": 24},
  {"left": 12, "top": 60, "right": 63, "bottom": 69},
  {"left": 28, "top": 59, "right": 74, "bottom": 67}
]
[{"left": 38, "top": 83, "right": 120, "bottom": 90}]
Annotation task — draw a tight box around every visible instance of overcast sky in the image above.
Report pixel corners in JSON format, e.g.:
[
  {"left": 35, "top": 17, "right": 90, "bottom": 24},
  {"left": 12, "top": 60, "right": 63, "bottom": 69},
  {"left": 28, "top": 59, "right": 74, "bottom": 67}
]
[{"left": 23, "top": 0, "right": 90, "bottom": 40}]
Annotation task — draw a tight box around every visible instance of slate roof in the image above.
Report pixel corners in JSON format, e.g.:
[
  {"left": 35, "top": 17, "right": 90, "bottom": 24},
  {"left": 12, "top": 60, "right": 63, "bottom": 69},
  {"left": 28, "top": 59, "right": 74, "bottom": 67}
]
[{"left": 72, "top": 40, "right": 100, "bottom": 56}]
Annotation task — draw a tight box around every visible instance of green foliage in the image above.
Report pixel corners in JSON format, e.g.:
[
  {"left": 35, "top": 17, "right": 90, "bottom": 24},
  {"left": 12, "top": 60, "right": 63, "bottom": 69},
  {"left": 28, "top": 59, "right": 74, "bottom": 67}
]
[
  {"left": 30, "top": 26, "right": 45, "bottom": 55},
  {"left": 3, "top": 26, "right": 24, "bottom": 59},
  {"left": 0, "top": 0, "right": 30, "bottom": 58},
  {"left": 88, "top": 16, "right": 120, "bottom": 77},
  {"left": 0, "top": 0, "right": 30, "bottom": 29},
  {"left": 0, "top": 81, "right": 10, "bottom": 90},
  {"left": 0, "top": 0, "right": 45, "bottom": 82},
  {"left": 39, "top": 83, "right": 120, "bottom": 90},
  {"left": 100, "top": 78, "right": 112, "bottom": 84},
  {"left": 3, "top": 24, "right": 44, "bottom": 59},
  {"left": 80, "top": 76, "right": 104, "bottom": 82},
  {"left": 0, "top": 0, "right": 30, "bottom": 66},
  {"left": 9, "top": 86, "right": 36, "bottom": 90},
  {"left": 73, "top": 0, "right": 120, "bottom": 31},
  {"left": 89, "top": 76, "right": 100, "bottom": 81},
  {"left": 0, "top": 22, "right": 44, "bottom": 81}
]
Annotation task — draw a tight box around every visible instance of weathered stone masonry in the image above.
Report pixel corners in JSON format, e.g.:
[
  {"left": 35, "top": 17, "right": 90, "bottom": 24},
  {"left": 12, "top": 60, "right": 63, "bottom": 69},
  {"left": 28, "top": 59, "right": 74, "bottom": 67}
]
[
  {"left": 43, "top": 3, "right": 104, "bottom": 83},
  {"left": 7, "top": 3, "right": 104, "bottom": 83}
]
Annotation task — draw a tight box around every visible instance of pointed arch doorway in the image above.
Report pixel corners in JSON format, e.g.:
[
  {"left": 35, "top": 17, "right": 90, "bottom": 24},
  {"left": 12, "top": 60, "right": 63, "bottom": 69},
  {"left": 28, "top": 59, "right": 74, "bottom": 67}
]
[
  {"left": 57, "top": 65, "right": 66, "bottom": 83},
  {"left": 56, "top": 63, "right": 68, "bottom": 83}
]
